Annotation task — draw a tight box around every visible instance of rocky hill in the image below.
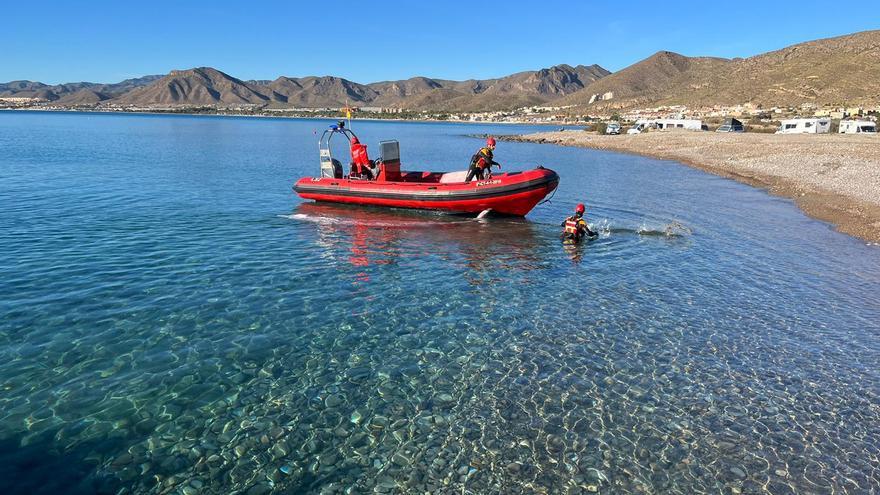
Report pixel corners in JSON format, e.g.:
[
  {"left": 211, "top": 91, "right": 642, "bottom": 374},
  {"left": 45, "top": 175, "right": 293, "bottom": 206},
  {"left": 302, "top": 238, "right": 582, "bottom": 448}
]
[
  {"left": 262, "top": 76, "right": 379, "bottom": 107},
  {"left": 401, "top": 64, "right": 611, "bottom": 111},
  {"left": 0, "top": 75, "right": 161, "bottom": 103},
  {"left": 561, "top": 30, "right": 880, "bottom": 110},
  {"left": 111, "top": 68, "right": 270, "bottom": 105}
]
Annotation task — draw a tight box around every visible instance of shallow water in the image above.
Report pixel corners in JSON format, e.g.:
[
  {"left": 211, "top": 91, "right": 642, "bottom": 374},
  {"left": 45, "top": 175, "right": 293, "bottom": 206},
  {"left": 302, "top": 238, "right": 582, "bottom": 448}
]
[{"left": 1, "top": 111, "right": 879, "bottom": 494}]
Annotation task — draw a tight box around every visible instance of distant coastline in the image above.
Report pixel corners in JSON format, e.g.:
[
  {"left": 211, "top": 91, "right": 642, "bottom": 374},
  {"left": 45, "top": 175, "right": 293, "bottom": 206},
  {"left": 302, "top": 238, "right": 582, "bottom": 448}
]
[{"left": 0, "top": 107, "right": 573, "bottom": 127}]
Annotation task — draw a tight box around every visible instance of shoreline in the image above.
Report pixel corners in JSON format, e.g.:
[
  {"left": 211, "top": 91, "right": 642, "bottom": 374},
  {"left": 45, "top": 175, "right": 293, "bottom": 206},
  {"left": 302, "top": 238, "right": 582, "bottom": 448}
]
[
  {"left": 502, "top": 131, "right": 880, "bottom": 244},
  {"left": 0, "top": 107, "right": 574, "bottom": 127}
]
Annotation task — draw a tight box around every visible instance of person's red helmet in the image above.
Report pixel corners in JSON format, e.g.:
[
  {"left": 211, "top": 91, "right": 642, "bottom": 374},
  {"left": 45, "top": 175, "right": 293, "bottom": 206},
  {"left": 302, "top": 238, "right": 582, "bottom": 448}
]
[
  {"left": 575, "top": 203, "right": 585, "bottom": 214},
  {"left": 351, "top": 136, "right": 359, "bottom": 144},
  {"left": 486, "top": 137, "right": 496, "bottom": 147}
]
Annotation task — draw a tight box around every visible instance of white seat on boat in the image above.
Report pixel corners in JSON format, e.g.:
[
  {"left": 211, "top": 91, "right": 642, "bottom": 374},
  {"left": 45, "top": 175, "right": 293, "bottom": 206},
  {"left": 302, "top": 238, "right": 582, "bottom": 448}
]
[{"left": 439, "top": 171, "right": 468, "bottom": 183}]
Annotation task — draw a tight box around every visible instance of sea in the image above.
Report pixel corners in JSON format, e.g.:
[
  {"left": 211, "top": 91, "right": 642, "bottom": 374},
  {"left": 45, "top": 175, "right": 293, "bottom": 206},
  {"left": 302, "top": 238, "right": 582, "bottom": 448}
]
[{"left": 1, "top": 110, "right": 878, "bottom": 494}]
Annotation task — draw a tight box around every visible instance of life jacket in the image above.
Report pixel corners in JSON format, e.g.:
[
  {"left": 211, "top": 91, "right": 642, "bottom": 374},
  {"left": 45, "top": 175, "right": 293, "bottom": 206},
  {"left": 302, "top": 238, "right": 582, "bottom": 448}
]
[
  {"left": 351, "top": 143, "right": 370, "bottom": 166},
  {"left": 563, "top": 216, "right": 583, "bottom": 238},
  {"left": 471, "top": 147, "right": 493, "bottom": 169}
]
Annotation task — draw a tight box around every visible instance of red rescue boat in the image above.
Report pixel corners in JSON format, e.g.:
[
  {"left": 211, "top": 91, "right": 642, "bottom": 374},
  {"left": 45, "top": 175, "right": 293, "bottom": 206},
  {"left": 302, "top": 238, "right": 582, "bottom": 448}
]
[{"left": 293, "top": 122, "right": 558, "bottom": 216}]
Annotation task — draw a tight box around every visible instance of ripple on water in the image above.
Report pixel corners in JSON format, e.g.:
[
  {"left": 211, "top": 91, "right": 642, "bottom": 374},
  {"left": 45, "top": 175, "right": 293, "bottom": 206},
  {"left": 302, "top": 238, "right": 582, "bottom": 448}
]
[{"left": 1, "top": 114, "right": 879, "bottom": 494}]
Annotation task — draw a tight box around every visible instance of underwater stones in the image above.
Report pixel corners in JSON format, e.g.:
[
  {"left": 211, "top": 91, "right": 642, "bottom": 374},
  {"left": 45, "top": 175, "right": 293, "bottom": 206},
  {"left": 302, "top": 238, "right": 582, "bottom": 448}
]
[
  {"left": 729, "top": 466, "right": 747, "bottom": 479},
  {"left": 118, "top": 467, "right": 138, "bottom": 482},
  {"left": 111, "top": 452, "right": 133, "bottom": 467},
  {"left": 375, "top": 476, "right": 397, "bottom": 490},
  {"left": 350, "top": 410, "right": 363, "bottom": 424},
  {"left": 246, "top": 483, "right": 271, "bottom": 495},
  {"left": 349, "top": 432, "right": 368, "bottom": 447},
  {"left": 391, "top": 429, "right": 407, "bottom": 443},
  {"left": 717, "top": 441, "right": 736, "bottom": 451},
  {"left": 377, "top": 383, "right": 397, "bottom": 399},
  {"left": 158, "top": 454, "right": 188, "bottom": 474},
  {"left": 392, "top": 452, "right": 411, "bottom": 467},
  {"left": 546, "top": 434, "right": 565, "bottom": 452},
  {"left": 234, "top": 444, "right": 248, "bottom": 458},
  {"left": 345, "top": 366, "right": 372, "bottom": 382},
  {"left": 369, "top": 415, "right": 389, "bottom": 430},
  {"left": 271, "top": 441, "right": 289, "bottom": 459},
  {"left": 507, "top": 462, "right": 522, "bottom": 474},
  {"left": 325, "top": 394, "right": 345, "bottom": 408},
  {"left": 269, "top": 426, "right": 285, "bottom": 439},
  {"left": 320, "top": 452, "right": 339, "bottom": 467}
]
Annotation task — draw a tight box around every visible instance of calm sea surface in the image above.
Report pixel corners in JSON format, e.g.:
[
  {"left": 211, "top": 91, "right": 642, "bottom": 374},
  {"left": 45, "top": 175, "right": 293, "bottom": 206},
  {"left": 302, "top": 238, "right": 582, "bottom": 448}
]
[{"left": 1, "top": 111, "right": 879, "bottom": 494}]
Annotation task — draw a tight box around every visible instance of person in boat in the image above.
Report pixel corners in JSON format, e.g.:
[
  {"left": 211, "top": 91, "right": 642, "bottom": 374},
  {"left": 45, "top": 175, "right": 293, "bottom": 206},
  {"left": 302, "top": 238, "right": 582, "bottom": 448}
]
[
  {"left": 465, "top": 137, "right": 502, "bottom": 182},
  {"left": 561, "top": 203, "right": 597, "bottom": 243},
  {"left": 349, "top": 136, "right": 373, "bottom": 180}
]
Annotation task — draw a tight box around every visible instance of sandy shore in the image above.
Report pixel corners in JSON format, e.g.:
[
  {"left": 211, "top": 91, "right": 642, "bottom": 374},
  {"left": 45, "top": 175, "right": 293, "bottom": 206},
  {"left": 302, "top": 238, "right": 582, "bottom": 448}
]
[{"left": 504, "top": 131, "right": 880, "bottom": 243}]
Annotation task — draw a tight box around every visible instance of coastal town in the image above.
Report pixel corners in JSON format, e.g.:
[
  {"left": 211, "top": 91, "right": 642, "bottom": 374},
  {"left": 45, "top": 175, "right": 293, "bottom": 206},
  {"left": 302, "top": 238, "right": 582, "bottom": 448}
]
[{"left": 2, "top": 97, "right": 878, "bottom": 134}]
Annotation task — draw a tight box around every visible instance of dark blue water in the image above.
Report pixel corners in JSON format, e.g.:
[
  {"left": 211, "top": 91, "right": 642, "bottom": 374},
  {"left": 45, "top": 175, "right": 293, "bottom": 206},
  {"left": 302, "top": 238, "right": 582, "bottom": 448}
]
[{"left": 1, "top": 111, "right": 878, "bottom": 494}]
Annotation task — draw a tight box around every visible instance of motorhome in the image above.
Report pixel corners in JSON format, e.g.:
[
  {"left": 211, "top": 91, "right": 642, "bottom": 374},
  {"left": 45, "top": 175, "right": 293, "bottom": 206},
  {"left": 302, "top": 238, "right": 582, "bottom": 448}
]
[
  {"left": 654, "top": 119, "right": 704, "bottom": 131},
  {"left": 775, "top": 118, "right": 831, "bottom": 134},
  {"left": 838, "top": 120, "right": 876, "bottom": 134}
]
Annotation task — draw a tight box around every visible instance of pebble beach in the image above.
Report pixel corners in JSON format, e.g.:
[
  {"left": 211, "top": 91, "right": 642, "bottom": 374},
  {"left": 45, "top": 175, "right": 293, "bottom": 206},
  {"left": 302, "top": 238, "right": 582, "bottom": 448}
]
[{"left": 504, "top": 131, "right": 880, "bottom": 243}]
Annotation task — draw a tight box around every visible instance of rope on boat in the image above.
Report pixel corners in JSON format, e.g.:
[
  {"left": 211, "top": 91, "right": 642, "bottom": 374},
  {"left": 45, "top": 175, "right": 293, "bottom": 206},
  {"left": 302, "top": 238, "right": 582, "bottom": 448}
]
[{"left": 538, "top": 185, "right": 557, "bottom": 206}]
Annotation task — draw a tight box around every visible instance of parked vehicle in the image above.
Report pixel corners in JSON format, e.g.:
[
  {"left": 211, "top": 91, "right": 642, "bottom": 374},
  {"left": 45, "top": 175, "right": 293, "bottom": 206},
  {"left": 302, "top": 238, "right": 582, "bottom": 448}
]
[
  {"left": 838, "top": 120, "right": 876, "bottom": 134},
  {"left": 627, "top": 123, "right": 647, "bottom": 135},
  {"left": 716, "top": 118, "right": 745, "bottom": 132},
  {"left": 775, "top": 118, "right": 831, "bottom": 134},
  {"left": 605, "top": 123, "right": 621, "bottom": 135},
  {"left": 654, "top": 119, "right": 704, "bottom": 131}
]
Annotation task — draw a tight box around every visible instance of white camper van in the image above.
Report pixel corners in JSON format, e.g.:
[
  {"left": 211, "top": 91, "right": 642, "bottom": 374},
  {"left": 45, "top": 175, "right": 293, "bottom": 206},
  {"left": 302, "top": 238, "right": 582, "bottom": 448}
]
[
  {"left": 838, "top": 120, "right": 876, "bottom": 134},
  {"left": 775, "top": 118, "right": 831, "bottom": 134},
  {"left": 627, "top": 119, "right": 651, "bottom": 135}
]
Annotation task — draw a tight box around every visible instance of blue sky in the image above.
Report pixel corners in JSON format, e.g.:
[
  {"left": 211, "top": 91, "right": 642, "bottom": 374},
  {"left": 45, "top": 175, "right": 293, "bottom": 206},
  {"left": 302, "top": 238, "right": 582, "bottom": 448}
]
[{"left": 2, "top": 0, "right": 878, "bottom": 84}]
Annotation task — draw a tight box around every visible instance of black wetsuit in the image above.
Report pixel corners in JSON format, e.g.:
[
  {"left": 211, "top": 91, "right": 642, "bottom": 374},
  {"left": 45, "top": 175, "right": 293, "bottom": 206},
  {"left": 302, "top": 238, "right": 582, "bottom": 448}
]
[{"left": 465, "top": 147, "right": 499, "bottom": 182}]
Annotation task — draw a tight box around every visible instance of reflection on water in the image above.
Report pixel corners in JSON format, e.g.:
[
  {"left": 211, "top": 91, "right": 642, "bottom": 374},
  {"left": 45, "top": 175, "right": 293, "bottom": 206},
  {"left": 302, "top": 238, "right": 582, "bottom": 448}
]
[
  {"left": 290, "top": 202, "right": 547, "bottom": 280},
  {"left": 1, "top": 112, "right": 879, "bottom": 494}
]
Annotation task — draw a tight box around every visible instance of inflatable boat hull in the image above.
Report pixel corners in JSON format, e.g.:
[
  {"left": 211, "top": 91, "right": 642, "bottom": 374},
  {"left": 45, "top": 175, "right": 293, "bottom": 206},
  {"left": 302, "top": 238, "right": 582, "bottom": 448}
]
[{"left": 294, "top": 167, "right": 558, "bottom": 216}]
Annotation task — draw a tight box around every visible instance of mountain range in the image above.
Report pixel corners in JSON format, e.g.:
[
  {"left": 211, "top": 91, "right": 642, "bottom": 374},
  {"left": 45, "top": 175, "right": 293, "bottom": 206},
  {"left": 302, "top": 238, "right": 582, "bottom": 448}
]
[
  {"left": 2, "top": 30, "right": 878, "bottom": 112},
  {"left": 103, "top": 64, "right": 610, "bottom": 111}
]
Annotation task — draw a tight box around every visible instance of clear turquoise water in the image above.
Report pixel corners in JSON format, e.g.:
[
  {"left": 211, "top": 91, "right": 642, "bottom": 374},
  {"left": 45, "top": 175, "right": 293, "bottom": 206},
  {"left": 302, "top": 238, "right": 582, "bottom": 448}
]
[{"left": 1, "top": 111, "right": 879, "bottom": 494}]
